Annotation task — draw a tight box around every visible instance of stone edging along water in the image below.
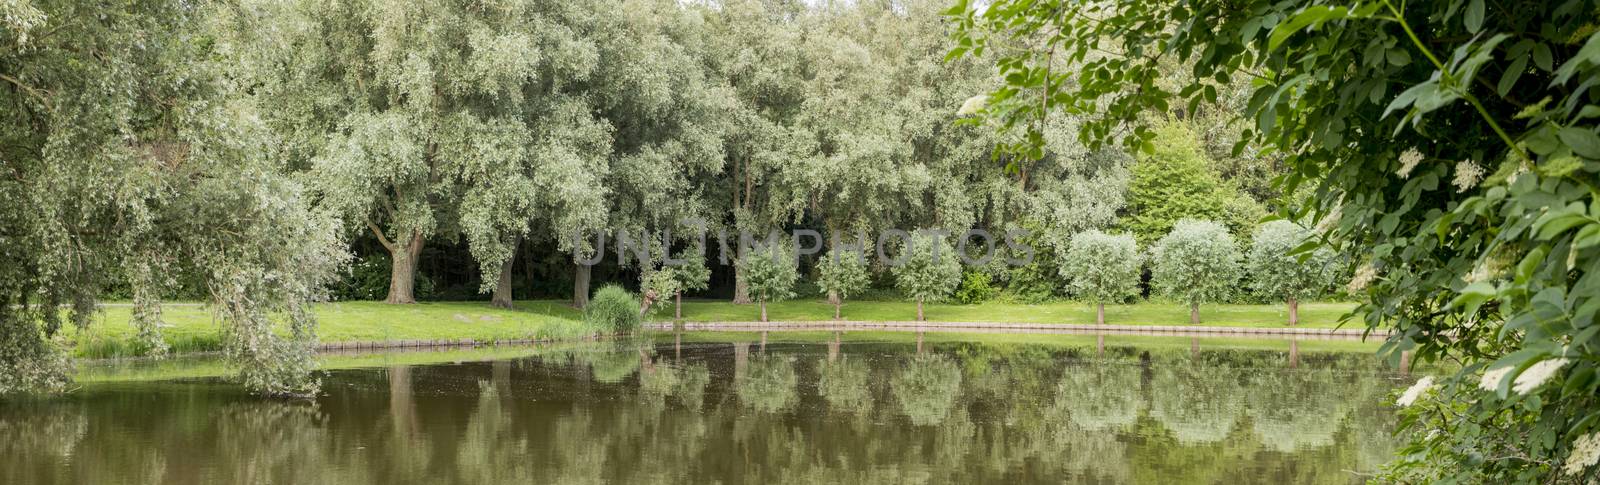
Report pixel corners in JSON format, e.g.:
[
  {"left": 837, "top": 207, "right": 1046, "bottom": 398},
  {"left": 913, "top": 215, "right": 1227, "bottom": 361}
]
[
  {"left": 645, "top": 320, "right": 1391, "bottom": 340},
  {"left": 299, "top": 321, "right": 1387, "bottom": 353}
]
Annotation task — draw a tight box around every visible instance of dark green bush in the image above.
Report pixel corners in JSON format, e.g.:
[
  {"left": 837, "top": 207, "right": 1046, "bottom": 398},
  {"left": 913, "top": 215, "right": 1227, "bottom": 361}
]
[
  {"left": 954, "top": 271, "right": 998, "bottom": 304},
  {"left": 585, "top": 284, "right": 642, "bottom": 333}
]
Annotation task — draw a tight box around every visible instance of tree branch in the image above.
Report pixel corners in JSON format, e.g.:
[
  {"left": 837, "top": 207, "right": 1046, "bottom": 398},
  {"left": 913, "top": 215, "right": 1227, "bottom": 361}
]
[{"left": 365, "top": 217, "right": 396, "bottom": 253}]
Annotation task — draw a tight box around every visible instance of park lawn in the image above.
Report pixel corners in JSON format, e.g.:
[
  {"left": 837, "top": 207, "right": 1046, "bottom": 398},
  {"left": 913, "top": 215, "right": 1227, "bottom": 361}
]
[
  {"left": 70, "top": 301, "right": 590, "bottom": 358},
  {"left": 660, "top": 299, "right": 1360, "bottom": 329},
  {"left": 67, "top": 299, "right": 1360, "bottom": 359}
]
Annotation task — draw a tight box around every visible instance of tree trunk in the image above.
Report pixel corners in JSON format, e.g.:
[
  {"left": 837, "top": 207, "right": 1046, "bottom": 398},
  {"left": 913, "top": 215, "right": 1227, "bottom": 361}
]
[
  {"left": 759, "top": 298, "right": 767, "bottom": 322},
  {"left": 1287, "top": 297, "right": 1299, "bottom": 326},
  {"left": 490, "top": 239, "right": 518, "bottom": 309},
  {"left": 573, "top": 263, "right": 591, "bottom": 309},
  {"left": 834, "top": 301, "right": 842, "bottom": 321},
  {"left": 385, "top": 231, "right": 422, "bottom": 304},
  {"left": 1189, "top": 302, "right": 1200, "bottom": 324},
  {"left": 916, "top": 298, "right": 925, "bottom": 321},
  {"left": 1096, "top": 302, "right": 1105, "bottom": 325},
  {"left": 675, "top": 292, "right": 682, "bottom": 320},
  {"left": 733, "top": 268, "right": 751, "bottom": 304}
]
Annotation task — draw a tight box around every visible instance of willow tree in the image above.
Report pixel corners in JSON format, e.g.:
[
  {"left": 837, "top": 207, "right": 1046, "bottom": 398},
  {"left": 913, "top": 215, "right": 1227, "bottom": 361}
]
[
  {"left": 1246, "top": 220, "right": 1336, "bottom": 325},
  {"left": 1, "top": 0, "right": 344, "bottom": 396},
  {"left": 470, "top": 2, "right": 613, "bottom": 309},
  {"left": 243, "top": 0, "right": 546, "bottom": 304},
  {"left": 1149, "top": 220, "right": 1241, "bottom": 324},
  {"left": 562, "top": 0, "right": 729, "bottom": 307},
  {"left": 892, "top": 233, "right": 963, "bottom": 321},
  {"left": 701, "top": 0, "right": 812, "bottom": 303},
  {"left": 1059, "top": 230, "right": 1141, "bottom": 324}
]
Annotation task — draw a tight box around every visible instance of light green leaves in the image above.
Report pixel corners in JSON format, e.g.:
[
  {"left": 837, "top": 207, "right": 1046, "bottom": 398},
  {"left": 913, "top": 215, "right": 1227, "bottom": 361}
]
[
  {"left": 1246, "top": 220, "right": 1338, "bottom": 302},
  {"left": 1149, "top": 220, "right": 1242, "bottom": 306},
  {"left": 892, "top": 233, "right": 963, "bottom": 304},
  {"left": 1059, "top": 230, "right": 1141, "bottom": 304}
]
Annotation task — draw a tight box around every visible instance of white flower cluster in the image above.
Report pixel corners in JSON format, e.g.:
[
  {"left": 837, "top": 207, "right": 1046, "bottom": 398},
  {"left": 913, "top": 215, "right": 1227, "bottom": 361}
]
[
  {"left": 1314, "top": 204, "right": 1343, "bottom": 234},
  {"left": 1566, "top": 432, "right": 1600, "bottom": 476},
  {"left": 1479, "top": 366, "right": 1513, "bottom": 391},
  {"left": 1513, "top": 358, "right": 1569, "bottom": 395},
  {"left": 1396, "top": 375, "right": 1435, "bottom": 407},
  {"left": 1397, "top": 148, "right": 1424, "bottom": 178},
  {"left": 1346, "top": 263, "right": 1377, "bottom": 295},
  {"left": 957, "top": 94, "right": 989, "bottom": 116},
  {"left": 1453, "top": 159, "right": 1484, "bottom": 192}
]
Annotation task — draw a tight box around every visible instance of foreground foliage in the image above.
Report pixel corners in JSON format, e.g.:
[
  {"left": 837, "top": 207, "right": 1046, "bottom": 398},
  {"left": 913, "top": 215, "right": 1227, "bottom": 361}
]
[
  {"left": 0, "top": 0, "right": 344, "bottom": 396},
  {"left": 950, "top": 0, "right": 1600, "bottom": 479}
]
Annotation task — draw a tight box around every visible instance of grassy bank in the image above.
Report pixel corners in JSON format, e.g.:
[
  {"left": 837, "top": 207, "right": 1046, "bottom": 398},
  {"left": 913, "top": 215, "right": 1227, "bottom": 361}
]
[
  {"left": 68, "top": 299, "right": 1360, "bottom": 359},
  {"left": 663, "top": 299, "right": 1359, "bottom": 328},
  {"left": 71, "top": 301, "right": 589, "bottom": 358}
]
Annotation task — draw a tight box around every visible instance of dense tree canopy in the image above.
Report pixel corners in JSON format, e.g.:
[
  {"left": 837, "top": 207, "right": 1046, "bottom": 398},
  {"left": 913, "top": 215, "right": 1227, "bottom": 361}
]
[{"left": 1, "top": 0, "right": 1320, "bottom": 397}]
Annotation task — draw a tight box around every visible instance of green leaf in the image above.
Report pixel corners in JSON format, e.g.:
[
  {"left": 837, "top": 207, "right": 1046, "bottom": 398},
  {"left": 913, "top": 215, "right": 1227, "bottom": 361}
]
[
  {"left": 1558, "top": 126, "right": 1600, "bottom": 159},
  {"left": 1464, "top": 0, "right": 1484, "bottom": 33},
  {"left": 1540, "top": 214, "right": 1591, "bottom": 240},
  {"left": 1498, "top": 55, "right": 1527, "bottom": 96},
  {"left": 1450, "top": 281, "right": 1498, "bottom": 315},
  {"left": 1577, "top": 224, "right": 1600, "bottom": 249},
  {"left": 1267, "top": 6, "right": 1350, "bottom": 52}
]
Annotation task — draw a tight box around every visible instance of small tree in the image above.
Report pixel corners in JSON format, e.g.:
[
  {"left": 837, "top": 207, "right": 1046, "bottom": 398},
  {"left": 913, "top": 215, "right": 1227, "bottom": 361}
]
[
  {"left": 741, "top": 244, "right": 798, "bottom": 322},
  {"left": 1150, "top": 219, "right": 1241, "bottom": 324},
  {"left": 817, "top": 249, "right": 870, "bottom": 320},
  {"left": 667, "top": 247, "right": 711, "bottom": 320},
  {"left": 1246, "top": 220, "right": 1336, "bottom": 325},
  {"left": 639, "top": 270, "right": 679, "bottom": 318},
  {"left": 892, "top": 233, "right": 962, "bottom": 321},
  {"left": 1059, "top": 230, "right": 1141, "bottom": 324}
]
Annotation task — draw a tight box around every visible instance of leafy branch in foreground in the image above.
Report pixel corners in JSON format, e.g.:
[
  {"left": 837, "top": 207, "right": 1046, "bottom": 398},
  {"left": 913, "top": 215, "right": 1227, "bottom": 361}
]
[{"left": 949, "top": 0, "right": 1600, "bottom": 480}]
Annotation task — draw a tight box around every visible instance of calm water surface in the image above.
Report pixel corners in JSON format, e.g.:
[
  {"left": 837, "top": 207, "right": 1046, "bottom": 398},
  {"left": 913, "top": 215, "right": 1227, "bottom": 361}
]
[{"left": 1, "top": 334, "right": 1410, "bottom": 484}]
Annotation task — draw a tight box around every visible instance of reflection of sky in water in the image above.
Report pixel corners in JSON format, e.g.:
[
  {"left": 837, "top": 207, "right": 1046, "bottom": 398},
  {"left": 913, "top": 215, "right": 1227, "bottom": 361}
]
[{"left": 1, "top": 336, "right": 1411, "bottom": 484}]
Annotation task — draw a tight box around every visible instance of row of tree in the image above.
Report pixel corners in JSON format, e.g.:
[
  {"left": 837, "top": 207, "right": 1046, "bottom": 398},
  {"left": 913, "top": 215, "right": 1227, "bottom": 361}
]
[
  {"left": 634, "top": 218, "right": 1338, "bottom": 325},
  {"left": 274, "top": 0, "right": 1278, "bottom": 310}
]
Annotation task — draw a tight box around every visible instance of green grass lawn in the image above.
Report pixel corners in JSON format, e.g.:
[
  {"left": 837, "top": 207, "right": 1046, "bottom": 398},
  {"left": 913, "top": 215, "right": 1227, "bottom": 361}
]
[
  {"left": 662, "top": 299, "right": 1360, "bottom": 329},
  {"left": 67, "top": 298, "right": 1360, "bottom": 359},
  {"left": 70, "top": 301, "right": 589, "bottom": 358}
]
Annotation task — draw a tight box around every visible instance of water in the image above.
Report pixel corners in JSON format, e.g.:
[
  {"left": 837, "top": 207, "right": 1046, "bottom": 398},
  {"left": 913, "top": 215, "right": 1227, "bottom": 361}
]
[{"left": 1, "top": 333, "right": 1409, "bottom": 484}]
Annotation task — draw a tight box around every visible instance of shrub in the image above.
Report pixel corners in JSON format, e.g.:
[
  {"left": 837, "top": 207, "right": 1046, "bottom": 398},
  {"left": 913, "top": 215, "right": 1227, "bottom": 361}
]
[
  {"left": 954, "top": 271, "right": 998, "bottom": 304},
  {"left": 1149, "top": 219, "right": 1241, "bottom": 324},
  {"left": 892, "top": 232, "right": 962, "bottom": 320},
  {"left": 1059, "top": 230, "right": 1141, "bottom": 323},
  {"left": 1245, "top": 220, "right": 1337, "bottom": 325},
  {"left": 585, "top": 284, "right": 641, "bottom": 333}
]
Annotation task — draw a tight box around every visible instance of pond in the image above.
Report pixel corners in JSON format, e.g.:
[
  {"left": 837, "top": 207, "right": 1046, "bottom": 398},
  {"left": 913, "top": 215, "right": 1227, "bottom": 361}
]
[{"left": 2, "top": 332, "right": 1412, "bottom": 484}]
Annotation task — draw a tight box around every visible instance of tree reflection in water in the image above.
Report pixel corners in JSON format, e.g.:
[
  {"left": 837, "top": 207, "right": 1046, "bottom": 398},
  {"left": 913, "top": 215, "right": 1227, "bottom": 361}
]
[{"left": 0, "top": 337, "right": 1413, "bottom": 484}]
